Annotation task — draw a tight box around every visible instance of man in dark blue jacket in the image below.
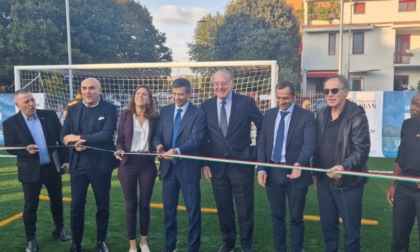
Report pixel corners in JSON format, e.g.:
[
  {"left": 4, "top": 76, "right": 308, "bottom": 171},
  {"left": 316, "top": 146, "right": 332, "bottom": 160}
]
[
  {"left": 61, "top": 78, "right": 118, "bottom": 252},
  {"left": 153, "top": 78, "right": 206, "bottom": 252},
  {"left": 257, "top": 81, "right": 315, "bottom": 252}
]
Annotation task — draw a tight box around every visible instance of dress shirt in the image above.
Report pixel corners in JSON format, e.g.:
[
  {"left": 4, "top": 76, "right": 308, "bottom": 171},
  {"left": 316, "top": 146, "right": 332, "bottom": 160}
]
[
  {"left": 23, "top": 112, "right": 51, "bottom": 165},
  {"left": 173, "top": 102, "right": 190, "bottom": 154},
  {"left": 271, "top": 103, "right": 295, "bottom": 163},
  {"left": 130, "top": 115, "right": 149, "bottom": 152},
  {"left": 217, "top": 92, "right": 233, "bottom": 126}
]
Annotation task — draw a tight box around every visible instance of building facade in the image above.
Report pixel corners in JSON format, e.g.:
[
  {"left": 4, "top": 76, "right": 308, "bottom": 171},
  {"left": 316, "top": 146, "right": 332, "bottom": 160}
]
[{"left": 301, "top": 0, "right": 420, "bottom": 92}]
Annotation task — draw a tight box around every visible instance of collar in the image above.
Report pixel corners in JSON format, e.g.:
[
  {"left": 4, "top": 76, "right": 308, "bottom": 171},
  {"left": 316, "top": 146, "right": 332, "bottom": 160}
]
[
  {"left": 22, "top": 111, "right": 38, "bottom": 121},
  {"left": 83, "top": 97, "right": 101, "bottom": 108},
  {"left": 217, "top": 92, "right": 233, "bottom": 105}
]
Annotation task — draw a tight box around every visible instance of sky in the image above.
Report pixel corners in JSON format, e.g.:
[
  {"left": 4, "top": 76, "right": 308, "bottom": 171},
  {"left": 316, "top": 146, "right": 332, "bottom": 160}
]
[{"left": 139, "top": 0, "right": 229, "bottom": 62}]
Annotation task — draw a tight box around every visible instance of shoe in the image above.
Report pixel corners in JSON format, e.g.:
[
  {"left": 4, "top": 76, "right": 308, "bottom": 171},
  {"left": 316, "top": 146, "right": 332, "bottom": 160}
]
[
  {"left": 97, "top": 241, "right": 109, "bottom": 252},
  {"left": 69, "top": 243, "right": 82, "bottom": 252},
  {"left": 140, "top": 244, "right": 150, "bottom": 252},
  {"left": 217, "top": 245, "right": 234, "bottom": 252},
  {"left": 129, "top": 249, "right": 138, "bottom": 252},
  {"left": 25, "top": 240, "right": 37, "bottom": 252},
  {"left": 52, "top": 227, "right": 72, "bottom": 241}
]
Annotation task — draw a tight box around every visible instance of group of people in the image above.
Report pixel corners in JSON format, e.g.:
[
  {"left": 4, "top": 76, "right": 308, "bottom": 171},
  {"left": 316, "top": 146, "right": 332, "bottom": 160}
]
[{"left": 2, "top": 70, "right": 418, "bottom": 252}]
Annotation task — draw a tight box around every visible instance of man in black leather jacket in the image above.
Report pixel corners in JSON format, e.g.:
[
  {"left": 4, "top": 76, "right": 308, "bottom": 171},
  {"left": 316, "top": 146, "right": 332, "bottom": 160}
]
[{"left": 313, "top": 75, "right": 370, "bottom": 252}]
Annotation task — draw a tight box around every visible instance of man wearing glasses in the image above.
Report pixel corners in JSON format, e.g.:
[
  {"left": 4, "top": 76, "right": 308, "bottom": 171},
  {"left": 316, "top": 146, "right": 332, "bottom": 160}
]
[{"left": 312, "top": 75, "right": 370, "bottom": 252}]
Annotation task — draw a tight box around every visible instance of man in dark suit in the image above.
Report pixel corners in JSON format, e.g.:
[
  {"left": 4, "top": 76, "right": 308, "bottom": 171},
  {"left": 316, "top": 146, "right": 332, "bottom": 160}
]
[
  {"left": 3, "top": 90, "right": 71, "bottom": 252},
  {"left": 153, "top": 78, "right": 206, "bottom": 252},
  {"left": 257, "top": 81, "right": 315, "bottom": 252},
  {"left": 201, "top": 69, "right": 263, "bottom": 252},
  {"left": 61, "top": 78, "right": 118, "bottom": 252}
]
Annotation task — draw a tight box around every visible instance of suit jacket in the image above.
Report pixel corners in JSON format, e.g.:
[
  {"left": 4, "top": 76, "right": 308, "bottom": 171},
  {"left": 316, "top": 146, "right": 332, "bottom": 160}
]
[
  {"left": 257, "top": 105, "right": 316, "bottom": 188},
  {"left": 152, "top": 102, "right": 206, "bottom": 182},
  {"left": 116, "top": 111, "right": 157, "bottom": 167},
  {"left": 60, "top": 98, "right": 118, "bottom": 173},
  {"left": 201, "top": 93, "right": 263, "bottom": 179},
  {"left": 2, "top": 109, "right": 68, "bottom": 183}
]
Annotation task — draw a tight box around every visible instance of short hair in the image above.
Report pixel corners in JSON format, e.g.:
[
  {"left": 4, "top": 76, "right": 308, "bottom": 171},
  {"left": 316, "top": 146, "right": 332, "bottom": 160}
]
[
  {"left": 276, "top": 80, "right": 296, "bottom": 96},
  {"left": 324, "top": 75, "right": 350, "bottom": 90},
  {"left": 14, "top": 89, "right": 31, "bottom": 97},
  {"left": 172, "top": 78, "right": 192, "bottom": 94},
  {"left": 211, "top": 69, "right": 234, "bottom": 83}
]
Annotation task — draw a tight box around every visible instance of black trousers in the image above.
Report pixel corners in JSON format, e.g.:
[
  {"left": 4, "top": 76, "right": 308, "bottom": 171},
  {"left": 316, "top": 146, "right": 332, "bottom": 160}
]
[
  {"left": 21, "top": 163, "right": 64, "bottom": 241},
  {"left": 211, "top": 163, "right": 254, "bottom": 252},
  {"left": 70, "top": 163, "right": 112, "bottom": 245},
  {"left": 392, "top": 183, "right": 420, "bottom": 252}
]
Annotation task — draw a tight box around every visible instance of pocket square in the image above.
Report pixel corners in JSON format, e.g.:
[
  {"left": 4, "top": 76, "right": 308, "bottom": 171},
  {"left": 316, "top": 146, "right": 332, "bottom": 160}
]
[{"left": 98, "top": 116, "right": 105, "bottom": 120}]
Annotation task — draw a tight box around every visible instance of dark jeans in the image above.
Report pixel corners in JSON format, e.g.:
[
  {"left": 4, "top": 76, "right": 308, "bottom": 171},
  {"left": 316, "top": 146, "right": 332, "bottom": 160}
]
[
  {"left": 21, "top": 163, "right": 64, "bottom": 241},
  {"left": 70, "top": 162, "right": 112, "bottom": 245},
  {"left": 266, "top": 178, "right": 308, "bottom": 252},
  {"left": 317, "top": 176, "right": 364, "bottom": 252},
  {"left": 118, "top": 156, "right": 157, "bottom": 239},
  {"left": 211, "top": 164, "right": 254, "bottom": 251},
  {"left": 392, "top": 183, "right": 420, "bottom": 252}
]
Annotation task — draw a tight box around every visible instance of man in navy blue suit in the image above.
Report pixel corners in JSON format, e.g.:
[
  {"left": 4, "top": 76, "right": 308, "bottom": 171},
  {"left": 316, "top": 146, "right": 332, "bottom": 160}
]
[
  {"left": 257, "top": 81, "right": 315, "bottom": 252},
  {"left": 61, "top": 78, "right": 118, "bottom": 252},
  {"left": 153, "top": 78, "right": 206, "bottom": 252},
  {"left": 201, "top": 69, "right": 263, "bottom": 252}
]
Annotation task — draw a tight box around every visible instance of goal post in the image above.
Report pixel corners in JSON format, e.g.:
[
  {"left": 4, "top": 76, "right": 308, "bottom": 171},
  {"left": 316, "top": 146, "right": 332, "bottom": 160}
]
[{"left": 14, "top": 61, "right": 278, "bottom": 124}]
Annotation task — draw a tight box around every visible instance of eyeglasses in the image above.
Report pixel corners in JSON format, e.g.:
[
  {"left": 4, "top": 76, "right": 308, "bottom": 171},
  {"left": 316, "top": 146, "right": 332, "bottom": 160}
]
[{"left": 322, "top": 88, "right": 343, "bottom": 95}]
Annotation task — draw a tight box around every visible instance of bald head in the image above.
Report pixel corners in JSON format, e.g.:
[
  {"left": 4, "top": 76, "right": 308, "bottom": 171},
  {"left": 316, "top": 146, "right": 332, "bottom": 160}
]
[{"left": 81, "top": 78, "right": 102, "bottom": 107}]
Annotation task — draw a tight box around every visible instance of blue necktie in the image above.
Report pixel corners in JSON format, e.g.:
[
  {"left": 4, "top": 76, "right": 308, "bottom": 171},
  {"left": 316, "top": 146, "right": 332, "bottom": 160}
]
[
  {"left": 219, "top": 100, "right": 228, "bottom": 137},
  {"left": 171, "top": 108, "right": 182, "bottom": 164},
  {"left": 273, "top": 111, "right": 289, "bottom": 163}
]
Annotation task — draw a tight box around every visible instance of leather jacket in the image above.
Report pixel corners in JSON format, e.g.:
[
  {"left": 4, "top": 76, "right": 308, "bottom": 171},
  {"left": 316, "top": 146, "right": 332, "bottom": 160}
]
[{"left": 313, "top": 100, "right": 371, "bottom": 190}]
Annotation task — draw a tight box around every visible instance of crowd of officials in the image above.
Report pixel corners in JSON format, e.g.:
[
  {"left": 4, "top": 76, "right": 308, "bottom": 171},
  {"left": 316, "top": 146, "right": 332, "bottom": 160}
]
[{"left": 3, "top": 70, "right": 420, "bottom": 252}]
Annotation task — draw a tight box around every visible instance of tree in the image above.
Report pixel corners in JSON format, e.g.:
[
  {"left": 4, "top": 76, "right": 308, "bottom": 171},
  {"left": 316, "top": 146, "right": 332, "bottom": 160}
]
[
  {"left": 188, "top": 0, "right": 301, "bottom": 83},
  {"left": 0, "top": 0, "right": 172, "bottom": 85},
  {"left": 188, "top": 13, "right": 224, "bottom": 62}
]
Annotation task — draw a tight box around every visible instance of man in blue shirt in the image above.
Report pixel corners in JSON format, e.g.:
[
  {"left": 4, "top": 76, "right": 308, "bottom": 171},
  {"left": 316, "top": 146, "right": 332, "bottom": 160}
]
[{"left": 3, "top": 90, "right": 71, "bottom": 252}]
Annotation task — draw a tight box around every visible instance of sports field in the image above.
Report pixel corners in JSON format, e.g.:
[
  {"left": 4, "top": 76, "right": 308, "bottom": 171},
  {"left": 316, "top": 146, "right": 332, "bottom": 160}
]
[{"left": 0, "top": 153, "right": 418, "bottom": 251}]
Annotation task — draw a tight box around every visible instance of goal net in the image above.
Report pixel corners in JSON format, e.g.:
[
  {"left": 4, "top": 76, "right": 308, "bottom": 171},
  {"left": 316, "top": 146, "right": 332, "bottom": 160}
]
[{"left": 14, "top": 61, "right": 278, "bottom": 140}]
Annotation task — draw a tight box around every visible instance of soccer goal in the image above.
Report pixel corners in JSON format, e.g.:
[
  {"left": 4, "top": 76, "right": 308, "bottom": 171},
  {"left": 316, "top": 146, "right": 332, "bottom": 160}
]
[{"left": 14, "top": 61, "right": 278, "bottom": 122}]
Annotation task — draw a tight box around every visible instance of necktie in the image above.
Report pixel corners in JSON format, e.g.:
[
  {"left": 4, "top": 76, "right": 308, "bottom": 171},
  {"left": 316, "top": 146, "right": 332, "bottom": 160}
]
[
  {"left": 171, "top": 108, "right": 182, "bottom": 148},
  {"left": 219, "top": 100, "right": 228, "bottom": 137},
  {"left": 273, "top": 111, "right": 289, "bottom": 163},
  {"left": 171, "top": 108, "right": 182, "bottom": 165}
]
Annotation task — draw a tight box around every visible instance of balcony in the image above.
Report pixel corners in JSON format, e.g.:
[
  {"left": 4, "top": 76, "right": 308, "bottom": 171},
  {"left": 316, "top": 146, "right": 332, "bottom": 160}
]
[{"left": 394, "top": 51, "right": 413, "bottom": 64}]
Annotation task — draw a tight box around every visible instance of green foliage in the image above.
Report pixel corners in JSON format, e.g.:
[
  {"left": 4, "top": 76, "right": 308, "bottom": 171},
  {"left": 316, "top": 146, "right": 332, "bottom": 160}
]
[
  {"left": 188, "top": 0, "right": 301, "bottom": 83},
  {"left": 312, "top": 0, "right": 340, "bottom": 21},
  {"left": 417, "top": 80, "right": 420, "bottom": 91},
  {"left": 0, "top": 0, "right": 172, "bottom": 85}
]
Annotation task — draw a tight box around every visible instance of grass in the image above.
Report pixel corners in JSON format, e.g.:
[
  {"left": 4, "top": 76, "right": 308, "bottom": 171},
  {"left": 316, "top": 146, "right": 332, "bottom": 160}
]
[{"left": 0, "top": 153, "right": 418, "bottom": 251}]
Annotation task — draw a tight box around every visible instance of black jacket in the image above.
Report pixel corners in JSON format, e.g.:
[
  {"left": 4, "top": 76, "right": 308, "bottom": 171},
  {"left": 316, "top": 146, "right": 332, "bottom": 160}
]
[{"left": 313, "top": 100, "right": 371, "bottom": 190}]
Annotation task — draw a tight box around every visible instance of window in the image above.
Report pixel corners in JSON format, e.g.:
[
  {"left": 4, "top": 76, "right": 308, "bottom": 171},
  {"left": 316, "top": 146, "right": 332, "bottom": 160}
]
[
  {"left": 353, "top": 32, "right": 364, "bottom": 54},
  {"left": 354, "top": 3, "right": 366, "bottom": 14},
  {"left": 351, "top": 78, "right": 363, "bottom": 91},
  {"left": 328, "top": 33, "right": 336, "bottom": 55},
  {"left": 399, "top": 0, "right": 416, "bottom": 11}
]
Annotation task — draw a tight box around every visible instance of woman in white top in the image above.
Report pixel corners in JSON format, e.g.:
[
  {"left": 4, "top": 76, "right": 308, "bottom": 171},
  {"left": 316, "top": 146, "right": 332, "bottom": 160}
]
[{"left": 115, "top": 86, "right": 158, "bottom": 252}]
